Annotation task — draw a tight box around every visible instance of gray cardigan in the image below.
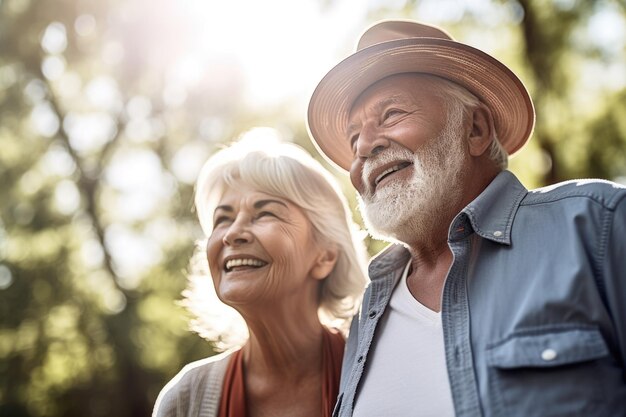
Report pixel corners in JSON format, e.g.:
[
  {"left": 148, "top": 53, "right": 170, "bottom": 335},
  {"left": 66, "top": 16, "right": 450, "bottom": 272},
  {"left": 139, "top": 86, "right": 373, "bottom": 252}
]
[{"left": 152, "top": 349, "right": 238, "bottom": 417}]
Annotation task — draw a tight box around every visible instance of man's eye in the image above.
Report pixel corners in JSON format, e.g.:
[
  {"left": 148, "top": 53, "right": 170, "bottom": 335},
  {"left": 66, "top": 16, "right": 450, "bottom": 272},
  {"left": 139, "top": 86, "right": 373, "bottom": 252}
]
[
  {"left": 383, "top": 109, "right": 403, "bottom": 120},
  {"left": 350, "top": 134, "right": 359, "bottom": 152}
]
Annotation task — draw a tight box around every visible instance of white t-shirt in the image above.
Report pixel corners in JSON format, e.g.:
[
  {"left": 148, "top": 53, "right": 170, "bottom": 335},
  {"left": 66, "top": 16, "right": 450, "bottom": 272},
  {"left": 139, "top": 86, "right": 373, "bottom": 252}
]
[{"left": 352, "top": 261, "right": 455, "bottom": 416}]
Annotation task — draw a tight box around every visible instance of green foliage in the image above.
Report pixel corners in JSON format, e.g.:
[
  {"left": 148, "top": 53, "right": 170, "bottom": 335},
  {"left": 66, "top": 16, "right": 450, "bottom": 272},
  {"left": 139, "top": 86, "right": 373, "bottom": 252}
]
[{"left": 1, "top": 1, "right": 625, "bottom": 416}]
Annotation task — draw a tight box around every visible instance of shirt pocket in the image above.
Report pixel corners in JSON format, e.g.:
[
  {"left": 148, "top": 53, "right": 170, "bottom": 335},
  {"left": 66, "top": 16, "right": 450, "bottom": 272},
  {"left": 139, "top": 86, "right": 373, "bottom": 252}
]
[{"left": 485, "top": 327, "right": 610, "bottom": 417}]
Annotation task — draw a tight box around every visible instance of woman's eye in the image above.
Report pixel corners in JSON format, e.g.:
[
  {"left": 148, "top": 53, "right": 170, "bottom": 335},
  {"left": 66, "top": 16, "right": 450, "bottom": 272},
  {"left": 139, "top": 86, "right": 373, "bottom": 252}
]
[
  {"left": 213, "top": 216, "right": 231, "bottom": 227},
  {"left": 256, "top": 211, "right": 276, "bottom": 219}
]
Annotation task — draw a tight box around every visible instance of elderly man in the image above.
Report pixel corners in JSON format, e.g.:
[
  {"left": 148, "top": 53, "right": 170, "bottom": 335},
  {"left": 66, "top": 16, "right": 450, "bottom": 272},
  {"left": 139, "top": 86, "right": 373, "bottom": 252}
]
[{"left": 307, "top": 20, "right": 626, "bottom": 417}]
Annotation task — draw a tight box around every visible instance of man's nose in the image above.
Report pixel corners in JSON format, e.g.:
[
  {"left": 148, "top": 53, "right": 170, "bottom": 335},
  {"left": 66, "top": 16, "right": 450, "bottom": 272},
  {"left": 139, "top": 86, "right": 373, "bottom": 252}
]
[
  {"left": 222, "top": 217, "right": 253, "bottom": 246},
  {"left": 356, "top": 123, "right": 389, "bottom": 158}
]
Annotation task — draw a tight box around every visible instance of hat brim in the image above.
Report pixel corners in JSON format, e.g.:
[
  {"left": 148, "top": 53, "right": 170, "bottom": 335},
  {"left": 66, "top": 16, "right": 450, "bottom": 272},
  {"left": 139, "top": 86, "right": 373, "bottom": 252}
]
[{"left": 307, "top": 37, "right": 535, "bottom": 171}]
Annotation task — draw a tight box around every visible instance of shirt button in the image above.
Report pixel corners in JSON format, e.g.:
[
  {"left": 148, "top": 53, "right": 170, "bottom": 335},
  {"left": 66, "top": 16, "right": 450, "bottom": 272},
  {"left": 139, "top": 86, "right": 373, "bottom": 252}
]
[
  {"left": 541, "top": 348, "right": 557, "bottom": 361},
  {"left": 368, "top": 310, "right": 377, "bottom": 319},
  {"left": 357, "top": 355, "right": 364, "bottom": 363},
  {"left": 493, "top": 231, "right": 503, "bottom": 237}
]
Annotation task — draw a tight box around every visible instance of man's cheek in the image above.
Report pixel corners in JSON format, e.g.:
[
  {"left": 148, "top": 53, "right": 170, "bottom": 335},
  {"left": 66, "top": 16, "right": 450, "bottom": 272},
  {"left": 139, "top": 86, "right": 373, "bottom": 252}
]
[{"left": 349, "top": 161, "right": 365, "bottom": 193}]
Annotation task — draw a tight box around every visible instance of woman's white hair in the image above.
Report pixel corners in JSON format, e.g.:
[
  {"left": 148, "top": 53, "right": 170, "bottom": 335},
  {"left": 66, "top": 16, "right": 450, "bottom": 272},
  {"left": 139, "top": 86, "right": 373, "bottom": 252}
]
[
  {"left": 422, "top": 74, "right": 509, "bottom": 170},
  {"left": 183, "top": 130, "right": 369, "bottom": 349}
]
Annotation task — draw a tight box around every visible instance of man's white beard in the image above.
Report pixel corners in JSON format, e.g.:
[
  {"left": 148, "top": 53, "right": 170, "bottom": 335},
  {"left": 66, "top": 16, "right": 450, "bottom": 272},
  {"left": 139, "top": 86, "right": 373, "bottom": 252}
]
[{"left": 358, "top": 105, "right": 468, "bottom": 245}]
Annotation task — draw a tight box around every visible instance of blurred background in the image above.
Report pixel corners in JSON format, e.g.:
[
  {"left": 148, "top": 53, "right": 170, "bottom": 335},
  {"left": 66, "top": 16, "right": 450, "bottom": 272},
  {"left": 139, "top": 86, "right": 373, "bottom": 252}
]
[{"left": 1, "top": 0, "right": 625, "bottom": 416}]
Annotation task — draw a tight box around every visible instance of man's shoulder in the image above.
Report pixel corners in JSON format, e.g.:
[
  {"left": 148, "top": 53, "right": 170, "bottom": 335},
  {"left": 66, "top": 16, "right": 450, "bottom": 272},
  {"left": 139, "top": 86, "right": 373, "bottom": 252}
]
[{"left": 522, "top": 178, "right": 626, "bottom": 210}]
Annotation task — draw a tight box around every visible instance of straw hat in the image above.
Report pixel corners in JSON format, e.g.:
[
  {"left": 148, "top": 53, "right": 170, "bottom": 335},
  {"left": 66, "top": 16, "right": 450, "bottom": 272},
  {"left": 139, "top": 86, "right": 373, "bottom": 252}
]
[{"left": 307, "top": 19, "right": 535, "bottom": 171}]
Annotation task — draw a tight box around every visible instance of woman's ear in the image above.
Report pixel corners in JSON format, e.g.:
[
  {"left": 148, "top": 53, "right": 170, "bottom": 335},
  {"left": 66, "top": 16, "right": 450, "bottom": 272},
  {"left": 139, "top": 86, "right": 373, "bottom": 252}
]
[
  {"left": 311, "top": 248, "right": 338, "bottom": 280},
  {"left": 467, "top": 104, "right": 495, "bottom": 157}
]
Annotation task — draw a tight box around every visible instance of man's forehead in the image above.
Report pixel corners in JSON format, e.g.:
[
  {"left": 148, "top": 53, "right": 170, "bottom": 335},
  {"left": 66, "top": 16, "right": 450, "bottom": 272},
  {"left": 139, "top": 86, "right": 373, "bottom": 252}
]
[
  {"left": 350, "top": 75, "right": 440, "bottom": 111},
  {"left": 351, "top": 94, "right": 409, "bottom": 114}
]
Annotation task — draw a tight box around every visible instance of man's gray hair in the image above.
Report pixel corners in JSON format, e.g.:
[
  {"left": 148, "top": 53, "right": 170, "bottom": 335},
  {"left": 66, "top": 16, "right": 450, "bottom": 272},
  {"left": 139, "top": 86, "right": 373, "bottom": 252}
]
[{"left": 423, "top": 74, "right": 509, "bottom": 170}]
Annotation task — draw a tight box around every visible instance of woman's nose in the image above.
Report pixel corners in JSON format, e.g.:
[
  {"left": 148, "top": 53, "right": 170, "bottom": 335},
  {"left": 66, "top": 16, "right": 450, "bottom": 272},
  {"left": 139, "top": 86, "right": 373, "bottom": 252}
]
[{"left": 222, "top": 217, "right": 253, "bottom": 246}]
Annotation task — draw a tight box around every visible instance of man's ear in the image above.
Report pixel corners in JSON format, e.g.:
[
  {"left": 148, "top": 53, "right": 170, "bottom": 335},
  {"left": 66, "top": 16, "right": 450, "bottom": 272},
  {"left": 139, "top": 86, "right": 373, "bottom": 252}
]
[
  {"left": 467, "top": 104, "right": 495, "bottom": 157},
  {"left": 311, "top": 248, "right": 339, "bottom": 280}
]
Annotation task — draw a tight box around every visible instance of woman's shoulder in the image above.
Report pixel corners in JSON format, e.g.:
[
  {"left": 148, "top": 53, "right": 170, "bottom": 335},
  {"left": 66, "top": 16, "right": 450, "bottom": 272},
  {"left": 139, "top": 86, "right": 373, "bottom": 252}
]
[
  {"left": 170, "top": 349, "right": 236, "bottom": 383},
  {"left": 152, "top": 348, "right": 239, "bottom": 417}
]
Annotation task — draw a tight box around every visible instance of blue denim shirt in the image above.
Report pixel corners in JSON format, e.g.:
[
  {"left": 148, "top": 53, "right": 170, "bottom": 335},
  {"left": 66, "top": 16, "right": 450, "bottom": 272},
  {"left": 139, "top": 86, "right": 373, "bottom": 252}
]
[{"left": 336, "top": 171, "right": 626, "bottom": 417}]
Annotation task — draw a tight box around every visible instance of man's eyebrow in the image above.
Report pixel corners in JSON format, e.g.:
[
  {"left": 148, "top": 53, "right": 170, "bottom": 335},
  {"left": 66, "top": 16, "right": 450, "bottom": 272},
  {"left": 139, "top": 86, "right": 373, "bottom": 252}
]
[
  {"left": 377, "top": 95, "right": 406, "bottom": 107},
  {"left": 346, "top": 95, "right": 407, "bottom": 135},
  {"left": 254, "top": 199, "right": 288, "bottom": 209}
]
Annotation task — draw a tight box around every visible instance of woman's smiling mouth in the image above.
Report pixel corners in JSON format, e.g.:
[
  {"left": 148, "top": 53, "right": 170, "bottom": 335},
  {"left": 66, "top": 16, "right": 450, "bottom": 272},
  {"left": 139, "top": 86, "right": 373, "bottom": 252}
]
[{"left": 224, "top": 257, "right": 268, "bottom": 272}]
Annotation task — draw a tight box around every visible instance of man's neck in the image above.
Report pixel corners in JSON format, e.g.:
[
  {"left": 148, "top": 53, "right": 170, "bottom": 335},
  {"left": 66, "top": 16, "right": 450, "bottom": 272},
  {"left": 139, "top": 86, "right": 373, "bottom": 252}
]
[{"left": 405, "top": 243, "right": 453, "bottom": 312}]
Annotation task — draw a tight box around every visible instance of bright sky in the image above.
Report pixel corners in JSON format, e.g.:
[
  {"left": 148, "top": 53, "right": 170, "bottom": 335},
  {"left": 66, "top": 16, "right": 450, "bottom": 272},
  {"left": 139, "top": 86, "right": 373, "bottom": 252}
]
[{"left": 177, "top": 0, "right": 368, "bottom": 107}]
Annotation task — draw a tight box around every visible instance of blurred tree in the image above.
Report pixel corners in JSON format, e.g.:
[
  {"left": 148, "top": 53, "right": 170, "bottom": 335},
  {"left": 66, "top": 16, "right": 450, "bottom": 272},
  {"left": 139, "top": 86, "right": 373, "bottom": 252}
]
[
  {"left": 1, "top": 1, "right": 625, "bottom": 417},
  {"left": 0, "top": 0, "right": 252, "bottom": 416},
  {"left": 517, "top": 0, "right": 626, "bottom": 184}
]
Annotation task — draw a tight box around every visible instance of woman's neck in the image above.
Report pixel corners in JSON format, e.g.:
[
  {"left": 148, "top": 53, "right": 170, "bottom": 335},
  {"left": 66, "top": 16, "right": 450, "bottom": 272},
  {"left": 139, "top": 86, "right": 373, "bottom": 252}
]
[{"left": 242, "top": 307, "right": 325, "bottom": 380}]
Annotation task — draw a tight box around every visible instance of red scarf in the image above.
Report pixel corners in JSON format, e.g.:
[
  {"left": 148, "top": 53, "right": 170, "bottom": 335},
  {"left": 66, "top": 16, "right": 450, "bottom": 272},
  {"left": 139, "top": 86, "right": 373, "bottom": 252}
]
[{"left": 218, "top": 327, "right": 344, "bottom": 417}]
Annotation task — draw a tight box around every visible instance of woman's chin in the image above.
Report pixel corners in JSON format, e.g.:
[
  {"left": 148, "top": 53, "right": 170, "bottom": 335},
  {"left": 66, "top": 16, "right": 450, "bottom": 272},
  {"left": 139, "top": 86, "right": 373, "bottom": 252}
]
[{"left": 216, "top": 284, "right": 262, "bottom": 309}]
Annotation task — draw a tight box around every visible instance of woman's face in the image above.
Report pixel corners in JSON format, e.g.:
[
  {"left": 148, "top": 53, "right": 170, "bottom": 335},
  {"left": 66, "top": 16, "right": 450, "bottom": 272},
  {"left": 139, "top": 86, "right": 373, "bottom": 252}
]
[{"left": 206, "top": 185, "right": 332, "bottom": 308}]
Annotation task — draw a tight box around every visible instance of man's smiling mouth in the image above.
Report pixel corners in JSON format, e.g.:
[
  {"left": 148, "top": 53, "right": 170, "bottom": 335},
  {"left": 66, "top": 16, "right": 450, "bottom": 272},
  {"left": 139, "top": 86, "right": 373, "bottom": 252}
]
[{"left": 373, "top": 161, "right": 412, "bottom": 187}]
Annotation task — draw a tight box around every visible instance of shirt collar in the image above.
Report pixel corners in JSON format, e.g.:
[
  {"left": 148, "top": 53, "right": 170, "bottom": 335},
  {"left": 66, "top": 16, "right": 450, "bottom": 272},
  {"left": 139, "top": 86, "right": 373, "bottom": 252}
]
[
  {"left": 368, "top": 244, "right": 411, "bottom": 280},
  {"left": 455, "top": 170, "right": 528, "bottom": 245}
]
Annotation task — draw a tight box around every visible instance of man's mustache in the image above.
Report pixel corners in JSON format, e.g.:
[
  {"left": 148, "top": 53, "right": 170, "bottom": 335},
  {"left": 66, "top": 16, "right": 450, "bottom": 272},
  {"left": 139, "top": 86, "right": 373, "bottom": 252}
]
[{"left": 361, "top": 147, "right": 416, "bottom": 196}]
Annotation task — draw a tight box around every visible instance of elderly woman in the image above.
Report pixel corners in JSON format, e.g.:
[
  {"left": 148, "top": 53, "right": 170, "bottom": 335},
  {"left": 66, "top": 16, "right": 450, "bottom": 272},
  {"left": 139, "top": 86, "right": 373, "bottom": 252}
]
[{"left": 153, "top": 134, "right": 368, "bottom": 417}]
